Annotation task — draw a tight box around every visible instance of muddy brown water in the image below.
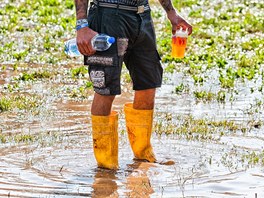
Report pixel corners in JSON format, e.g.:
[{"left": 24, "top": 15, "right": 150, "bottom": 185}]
[{"left": 0, "top": 64, "right": 264, "bottom": 198}]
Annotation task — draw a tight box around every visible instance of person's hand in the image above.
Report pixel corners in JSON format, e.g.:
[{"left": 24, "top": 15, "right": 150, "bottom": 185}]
[
  {"left": 76, "top": 27, "right": 98, "bottom": 56},
  {"left": 167, "top": 9, "right": 192, "bottom": 35}
]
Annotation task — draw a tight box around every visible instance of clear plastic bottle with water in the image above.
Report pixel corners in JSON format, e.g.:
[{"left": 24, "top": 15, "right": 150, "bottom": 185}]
[{"left": 64, "top": 34, "right": 115, "bottom": 57}]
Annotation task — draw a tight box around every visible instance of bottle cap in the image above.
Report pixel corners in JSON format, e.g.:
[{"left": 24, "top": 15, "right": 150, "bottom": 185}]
[{"left": 108, "top": 37, "right": 115, "bottom": 44}]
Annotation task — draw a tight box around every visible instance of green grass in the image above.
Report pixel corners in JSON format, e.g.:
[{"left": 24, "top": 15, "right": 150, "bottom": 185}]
[
  {"left": 0, "top": 97, "right": 12, "bottom": 112},
  {"left": 0, "top": 130, "right": 71, "bottom": 145},
  {"left": 193, "top": 90, "right": 214, "bottom": 102},
  {"left": 242, "top": 150, "right": 264, "bottom": 166},
  {"left": 0, "top": 0, "right": 262, "bottom": 104},
  {"left": 156, "top": 0, "right": 264, "bottom": 98},
  {"left": 0, "top": 95, "right": 43, "bottom": 112},
  {"left": 0, "top": 0, "right": 75, "bottom": 64},
  {"left": 154, "top": 114, "right": 244, "bottom": 141},
  {"left": 17, "top": 70, "right": 53, "bottom": 81},
  {"left": 71, "top": 66, "right": 88, "bottom": 78}
]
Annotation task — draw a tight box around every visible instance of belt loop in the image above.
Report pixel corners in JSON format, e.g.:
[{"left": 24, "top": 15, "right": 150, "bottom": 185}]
[
  {"left": 136, "top": 0, "right": 144, "bottom": 14},
  {"left": 116, "top": 0, "right": 120, "bottom": 15}
]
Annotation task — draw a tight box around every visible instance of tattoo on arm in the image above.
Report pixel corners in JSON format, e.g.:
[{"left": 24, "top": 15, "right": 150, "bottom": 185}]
[
  {"left": 74, "top": 0, "right": 88, "bottom": 19},
  {"left": 158, "top": 0, "right": 174, "bottom": 12}
]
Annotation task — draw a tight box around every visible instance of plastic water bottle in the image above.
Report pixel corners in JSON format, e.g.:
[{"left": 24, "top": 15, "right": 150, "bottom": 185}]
[
  {"left": 91, "top": 34, "right": 115, "bottom": 51},
  {"left": 64, "top": 38, "right": 81, "bottom": 57},
  {"left": 64, "top": 34, "right": 115, "bottom": 57}
]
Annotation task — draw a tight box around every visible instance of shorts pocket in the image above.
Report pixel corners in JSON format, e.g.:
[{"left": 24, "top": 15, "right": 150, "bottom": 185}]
[{"left": 84, "top": 54, "right": 119, "bottom": 67}]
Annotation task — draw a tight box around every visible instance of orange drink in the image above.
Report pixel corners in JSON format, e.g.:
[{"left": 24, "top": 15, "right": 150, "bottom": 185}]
[{"left": 171, "top": 29, "right": 188, "bottom": 58}]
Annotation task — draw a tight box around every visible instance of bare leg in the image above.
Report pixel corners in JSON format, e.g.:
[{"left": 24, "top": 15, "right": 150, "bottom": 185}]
[
  {"left": 133, "top": 88, "right": 156, "bottom": 110},
  {"left": 91, "top": 92, "right": 115, "bottom": 116}
]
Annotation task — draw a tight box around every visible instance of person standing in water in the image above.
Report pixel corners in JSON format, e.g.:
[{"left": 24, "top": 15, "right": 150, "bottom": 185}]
[{"left": 74, "top": 0, "right": 192, "bottom": 169}]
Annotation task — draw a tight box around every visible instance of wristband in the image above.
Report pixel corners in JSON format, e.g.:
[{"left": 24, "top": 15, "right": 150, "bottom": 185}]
[
  {"left": 76, "top": 23, "right": 89, "bottom": 31},
  {"left": 76, "top": 18, "right": 88, "bottom": 26}
]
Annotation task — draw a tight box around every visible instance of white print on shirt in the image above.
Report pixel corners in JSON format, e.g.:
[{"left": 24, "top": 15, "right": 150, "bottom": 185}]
[{"left": 90, "top": 70, "right": 105, "bottom": 88}]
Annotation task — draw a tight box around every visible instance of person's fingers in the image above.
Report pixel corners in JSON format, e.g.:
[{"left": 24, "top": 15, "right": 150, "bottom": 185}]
[
  {"left": 87, "top": 44, "right": 96, "bottom": 55},
  {"left": 77, "top": 43, "right": 88, "bottom": 56},
  {"left": 82, "top": 42, "right": 91, "bottom": 55},
  {"left": 187, "top": 24, "right": 193, "bottom": 35},
  {"left": 179, "top": 22, "right": 193, "bottom": 35},
  {"left": 77, "top": 40, "right": 95, "bottom": 56}
]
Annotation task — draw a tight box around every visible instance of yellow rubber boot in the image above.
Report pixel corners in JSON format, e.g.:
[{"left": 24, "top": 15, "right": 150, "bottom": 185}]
[
  {"left": 124, "top": 103, "right": 156, "bottom": 162},
  {"left": 91, "top": 111, "right": 118, "bottom": 169}
]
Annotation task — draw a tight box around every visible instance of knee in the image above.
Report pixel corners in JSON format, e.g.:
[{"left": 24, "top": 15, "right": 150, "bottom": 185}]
[
  {"left": 91, "top": 93, "right": 116, "bottom": 116},
  {"left": 94, "top": 93, "right": 116, "bottom": 103},
  {"left": 134, "top": 89, "right": 156, "bottom": 110}
]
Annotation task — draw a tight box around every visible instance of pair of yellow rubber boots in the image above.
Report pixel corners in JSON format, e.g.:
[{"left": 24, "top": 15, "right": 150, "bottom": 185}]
[{"left": 91, "top": 103, "right": 156, "bottom": 169}]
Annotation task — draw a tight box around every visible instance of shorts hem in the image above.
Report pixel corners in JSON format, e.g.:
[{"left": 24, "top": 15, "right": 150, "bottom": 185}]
[
  {"left": 94, "top": 89, "right": 121, "bottom": 96},
  {"left": 133, "top": 84, "right": 162, "bottom": 91}
]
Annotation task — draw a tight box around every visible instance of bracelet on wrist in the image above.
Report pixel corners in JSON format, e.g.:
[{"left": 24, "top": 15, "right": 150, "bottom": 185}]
[
  {"left": 76, "top": 18, "right": 88, "bottom": 26},
  {"left": 76, "top": 23, "right": 89, "bottom": 31}
]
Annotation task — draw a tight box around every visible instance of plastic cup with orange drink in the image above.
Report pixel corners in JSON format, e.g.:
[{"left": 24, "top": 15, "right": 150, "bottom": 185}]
[{"left": 171, "top": 28, "right": 188, "bottom": 58}]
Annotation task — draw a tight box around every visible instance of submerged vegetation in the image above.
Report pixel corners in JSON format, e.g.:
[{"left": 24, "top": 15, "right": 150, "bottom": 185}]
[{"left": 0, "top": 94, "right": 43, "bottom": 112}]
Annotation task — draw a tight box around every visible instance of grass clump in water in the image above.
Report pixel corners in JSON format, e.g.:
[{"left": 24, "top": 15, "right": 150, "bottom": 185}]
[
  {"left": 13, "top": 134, "right": 35, "bottom": 143},
  {"left": 17, "top": 70, "right": 53, "bottom": 81},
  {"left": 154, "top": 114, "right": 243, "bottom": 141},
  {"left": 242, "top": 150, "right": 264, "bottom": 166},
  {"left": 0, "top": 97, "right": 12, "bottom": 112},
  {"left": 0, "top": 95, "right": 42, "bottom": 112},
  {"left": 71, "top": 66, "right": 88, "bottom": 78},
  {"left": 0, "top": 134, "right": 7, "bottom": 143},
  {"left": 193, "top": 90, "right": 214, "bottom": 102}
]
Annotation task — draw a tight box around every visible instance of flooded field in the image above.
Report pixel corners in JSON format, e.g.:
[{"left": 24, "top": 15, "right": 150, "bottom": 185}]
[
  {"left": 1, "top": 0, "right": 264, "bottom": 197},
  {"left": 1, "top": 63, "right": 264, "bottom": 197}
]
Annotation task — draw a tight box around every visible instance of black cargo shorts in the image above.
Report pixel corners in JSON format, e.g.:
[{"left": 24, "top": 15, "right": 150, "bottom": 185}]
[{"left": 84, "top": 4, "right": 163, "bottom": 95}]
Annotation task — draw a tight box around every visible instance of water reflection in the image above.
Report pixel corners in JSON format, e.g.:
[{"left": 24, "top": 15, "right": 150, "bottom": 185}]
[
  {"left": 91, "top": 161, "right": 155, "bottom": 198},
  {"left": 92, "top": 169, "right": 118, "bottom": 198},
  {"left": 126, "top": 161, "right": 154, "bottom": 198}
]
